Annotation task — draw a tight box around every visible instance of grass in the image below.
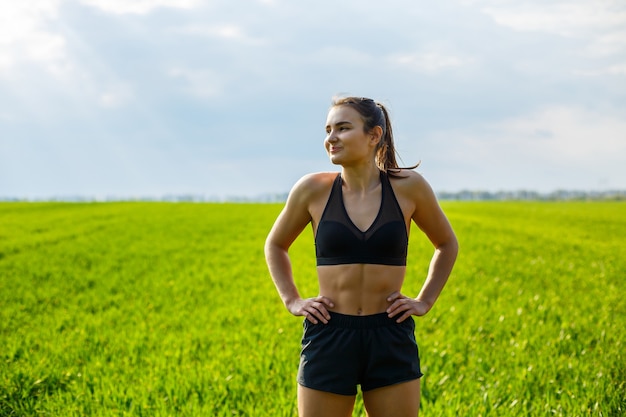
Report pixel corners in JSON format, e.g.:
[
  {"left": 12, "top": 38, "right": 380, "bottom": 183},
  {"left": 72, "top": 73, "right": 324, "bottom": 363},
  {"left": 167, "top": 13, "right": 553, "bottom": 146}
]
[{"left": 0, "top": 201, "right": 624, "bottom": 416}]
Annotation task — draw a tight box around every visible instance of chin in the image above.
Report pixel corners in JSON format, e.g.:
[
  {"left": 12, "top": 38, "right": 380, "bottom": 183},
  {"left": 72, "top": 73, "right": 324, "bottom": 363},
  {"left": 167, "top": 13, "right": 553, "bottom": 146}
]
[{"left": 329, "top": 157, "right": 343, "bottom": 166}]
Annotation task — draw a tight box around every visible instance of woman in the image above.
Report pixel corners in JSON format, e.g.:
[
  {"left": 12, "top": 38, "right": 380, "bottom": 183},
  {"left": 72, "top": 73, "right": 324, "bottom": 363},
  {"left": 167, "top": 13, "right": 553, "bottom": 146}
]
[{"left": 265, "top": 96, "right": 458, "bottom": 417}]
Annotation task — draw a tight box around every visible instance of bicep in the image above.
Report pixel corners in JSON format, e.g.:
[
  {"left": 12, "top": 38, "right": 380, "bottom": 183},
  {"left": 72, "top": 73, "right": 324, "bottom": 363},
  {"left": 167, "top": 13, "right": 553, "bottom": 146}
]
[
  {"left": 410, "top": 178, "right": 456, "bottom": 248},
  {"left": 266, "top": 189, "right": 312, "bottom": 252}
]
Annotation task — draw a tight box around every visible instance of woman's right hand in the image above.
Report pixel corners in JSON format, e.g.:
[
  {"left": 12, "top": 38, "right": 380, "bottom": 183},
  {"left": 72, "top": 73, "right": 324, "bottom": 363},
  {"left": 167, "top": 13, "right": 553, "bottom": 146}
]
[{"left": 287, "top": 296, "right": 334, "bottom": 324}]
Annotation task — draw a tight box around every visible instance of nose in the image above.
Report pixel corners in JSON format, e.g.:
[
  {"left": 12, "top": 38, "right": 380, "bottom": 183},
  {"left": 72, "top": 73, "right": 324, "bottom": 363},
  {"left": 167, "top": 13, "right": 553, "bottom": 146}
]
[{"left": 324, "top": 134, "right": 334, "bottom": 151}]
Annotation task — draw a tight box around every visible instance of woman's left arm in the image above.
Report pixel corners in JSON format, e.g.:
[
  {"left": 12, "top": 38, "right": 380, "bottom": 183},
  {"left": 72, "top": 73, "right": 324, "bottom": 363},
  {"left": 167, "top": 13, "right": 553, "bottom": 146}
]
[{"left": 387, "top": 172, "right": 459, "bottom": 322}]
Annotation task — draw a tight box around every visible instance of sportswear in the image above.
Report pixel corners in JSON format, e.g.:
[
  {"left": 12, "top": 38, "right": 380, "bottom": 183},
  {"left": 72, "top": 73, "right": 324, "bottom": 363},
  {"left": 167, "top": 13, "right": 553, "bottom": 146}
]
[
  {"left": 297, "top": 312, "right": 422, "bottom": 395},
  {"left": 315, "top": 171, "right": 408, "bottom": 266}
]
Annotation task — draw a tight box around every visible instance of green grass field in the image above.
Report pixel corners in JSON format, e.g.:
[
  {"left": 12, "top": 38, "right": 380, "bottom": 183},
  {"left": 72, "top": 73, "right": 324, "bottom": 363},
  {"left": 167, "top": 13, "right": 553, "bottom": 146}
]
[{"left": 1, "top": 201, "right": 624, "bottom": 416}]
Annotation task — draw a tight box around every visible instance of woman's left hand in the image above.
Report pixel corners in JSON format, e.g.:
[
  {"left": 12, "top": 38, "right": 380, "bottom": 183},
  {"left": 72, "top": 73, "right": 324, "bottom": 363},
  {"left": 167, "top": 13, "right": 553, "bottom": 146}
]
[{"left": 386, "top": 292, "right": 431, "bottom": 322}]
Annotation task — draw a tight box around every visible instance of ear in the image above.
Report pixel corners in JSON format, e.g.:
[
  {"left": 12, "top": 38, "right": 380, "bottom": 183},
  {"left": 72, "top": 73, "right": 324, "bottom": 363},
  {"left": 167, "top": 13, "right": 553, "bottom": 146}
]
[{"left": 369, "top": 125, "right": 383, "bottom": 147}]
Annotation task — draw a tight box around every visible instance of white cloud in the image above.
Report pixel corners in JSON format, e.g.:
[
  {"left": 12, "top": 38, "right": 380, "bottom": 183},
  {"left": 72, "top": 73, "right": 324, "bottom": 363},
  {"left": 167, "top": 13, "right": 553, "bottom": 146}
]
[
  {"left": 0, "top": 1, "right": 146, "bottom": 112},
  {"left": 473, "top": 1, "right": 626, "bottom": 78},
  {"left": 584, "top": 29, "right": 626, "bottom": 58},
  {"left": 482, "top": 2, "right": 626, "bottom": 36},
  {"left": 176, "top": 24, "right": 268, "bottom": 45},
  {"left": 0, "top": 1, "right": 67, "bottom": 76},
  {"left": 574, "top": 63, "right": 626, "bottom": 77},
  {"left": 0, "top": 2, "right": 60, "bottom": 42},
  {"left": 480, "top": 1, "right": 626, "bottom": 55},
  {"left": 78, "top": 0, "right": 202, "bottom": 15}
]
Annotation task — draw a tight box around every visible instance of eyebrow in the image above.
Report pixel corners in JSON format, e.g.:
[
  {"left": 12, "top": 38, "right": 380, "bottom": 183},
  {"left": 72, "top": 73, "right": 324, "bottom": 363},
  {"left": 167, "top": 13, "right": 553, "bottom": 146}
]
[{"left": 325, "top": 121, "right": 353, "bottom": 129}]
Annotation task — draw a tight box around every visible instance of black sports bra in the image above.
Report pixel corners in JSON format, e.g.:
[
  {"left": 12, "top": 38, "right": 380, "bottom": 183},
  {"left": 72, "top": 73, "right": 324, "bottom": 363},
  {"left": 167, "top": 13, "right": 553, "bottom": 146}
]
[{"left": 315, "top": 171, "right": 408, "bottom": 266}]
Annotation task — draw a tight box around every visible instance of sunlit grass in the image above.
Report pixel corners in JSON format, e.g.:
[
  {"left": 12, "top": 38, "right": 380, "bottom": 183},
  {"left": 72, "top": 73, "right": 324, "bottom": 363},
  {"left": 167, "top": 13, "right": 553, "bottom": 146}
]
[{"left": 1, "top": 202, "right": 624, "bottom": 416}]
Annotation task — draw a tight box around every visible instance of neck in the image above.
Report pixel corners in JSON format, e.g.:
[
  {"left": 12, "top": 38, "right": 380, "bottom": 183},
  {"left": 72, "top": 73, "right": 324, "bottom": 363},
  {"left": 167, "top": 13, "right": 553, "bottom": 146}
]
[{"left": 340, "top": 164, "right": 381, "bottom": 193}]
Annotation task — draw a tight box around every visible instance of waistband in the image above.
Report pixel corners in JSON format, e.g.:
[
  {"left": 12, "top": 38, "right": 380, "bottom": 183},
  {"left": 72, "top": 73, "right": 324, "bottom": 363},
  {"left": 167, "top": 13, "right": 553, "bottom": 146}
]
[{"left": 323, "top": 311, "right": 402, "bottom": 329}]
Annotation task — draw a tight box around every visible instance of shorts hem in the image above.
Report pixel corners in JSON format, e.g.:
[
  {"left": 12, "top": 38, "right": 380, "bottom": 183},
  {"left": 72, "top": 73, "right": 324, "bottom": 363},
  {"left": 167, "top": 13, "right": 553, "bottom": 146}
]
[
  {"left": 361, "top": 373, "right": 424, "bottom": 393},
  {"left": 297, "top": 381, "right": 357, "bottom": 396}
]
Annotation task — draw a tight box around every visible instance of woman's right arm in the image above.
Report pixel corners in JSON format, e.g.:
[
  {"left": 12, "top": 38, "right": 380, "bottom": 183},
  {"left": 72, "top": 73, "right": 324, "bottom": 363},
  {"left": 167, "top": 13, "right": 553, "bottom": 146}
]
[{"left": 264, "top": 175, "right": 334, "bottom": 324}]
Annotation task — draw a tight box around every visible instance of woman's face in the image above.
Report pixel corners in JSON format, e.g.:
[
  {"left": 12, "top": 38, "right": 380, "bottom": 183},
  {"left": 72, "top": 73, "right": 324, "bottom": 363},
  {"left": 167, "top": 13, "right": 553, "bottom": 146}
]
[{"left": 324, "top": 105, "right": 377, "bottom": 167}]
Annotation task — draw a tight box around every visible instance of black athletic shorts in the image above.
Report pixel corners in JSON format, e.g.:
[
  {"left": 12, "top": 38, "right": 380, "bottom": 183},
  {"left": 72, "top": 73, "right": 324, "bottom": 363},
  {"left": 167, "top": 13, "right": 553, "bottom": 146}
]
[{"left": 297, "top": 311, "right": 423, "bottom": 396}]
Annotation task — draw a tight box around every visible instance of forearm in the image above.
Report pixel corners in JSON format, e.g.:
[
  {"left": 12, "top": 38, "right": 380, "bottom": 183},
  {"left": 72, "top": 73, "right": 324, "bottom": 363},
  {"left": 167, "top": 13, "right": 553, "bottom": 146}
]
[
  {"left": 415, "top": 238, "right": 458, "bottom": 310},
  {"left": 265, "top": 242, "right": 301, "bottom": 308}
]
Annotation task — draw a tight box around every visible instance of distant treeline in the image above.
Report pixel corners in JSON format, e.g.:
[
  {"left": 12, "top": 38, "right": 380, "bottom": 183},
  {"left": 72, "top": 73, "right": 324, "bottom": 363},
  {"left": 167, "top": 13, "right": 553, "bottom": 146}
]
[
  {"left": 437, "top": 189, "right": 626, "bottom": 201},
  {"left": 2, "top": 189, "right": 626, "bottom": 203}
]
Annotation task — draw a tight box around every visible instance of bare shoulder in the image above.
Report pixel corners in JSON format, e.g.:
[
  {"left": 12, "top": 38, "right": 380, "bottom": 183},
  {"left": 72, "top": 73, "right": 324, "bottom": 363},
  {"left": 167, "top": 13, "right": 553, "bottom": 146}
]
[
  {"left": 295, "top": 171, "right": 338, "bottom": 188},
  {"left": 389, "top": 169, "right": 434, "bottom": 201},
  {"left": 287, "top": 171, "right": 338, "bottom": 206},
  {"left": 267, "top": 172, "right": 338, "bottom": 245}
]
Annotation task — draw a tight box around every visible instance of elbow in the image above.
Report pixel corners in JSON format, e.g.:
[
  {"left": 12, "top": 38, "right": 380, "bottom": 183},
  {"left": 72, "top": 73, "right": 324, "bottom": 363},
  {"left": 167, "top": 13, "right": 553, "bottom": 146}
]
[
  {"left": 450, "top": 233, "right": 459, "bottom": 254},
  {"left": 264, "top": 237, "right": 276, "bottom": 261},
  {"left": 449, "top": 233, "right": 459, "bottom": 257},
  {"left": 449, "top": 235, "right": 459, "bottom": 265},
  {"left": 437, "top": 232, "right": 459, "bottom": 259},
  {"left": 264, "top": 235, "right": 287, "bottom": 262}
]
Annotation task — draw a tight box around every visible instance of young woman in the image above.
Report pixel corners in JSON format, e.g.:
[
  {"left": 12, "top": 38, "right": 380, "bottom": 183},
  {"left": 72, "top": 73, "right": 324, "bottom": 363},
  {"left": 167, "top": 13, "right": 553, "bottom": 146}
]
[{"left": 265, "top": 96, "right": 458, "bottom": 417}]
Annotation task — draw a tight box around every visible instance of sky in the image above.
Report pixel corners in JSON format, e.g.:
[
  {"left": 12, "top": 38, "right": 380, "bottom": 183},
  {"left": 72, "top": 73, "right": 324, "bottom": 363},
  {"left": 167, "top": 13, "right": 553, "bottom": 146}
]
[{"left": 1, "top": 0, "right": 625, "bottom": 199}]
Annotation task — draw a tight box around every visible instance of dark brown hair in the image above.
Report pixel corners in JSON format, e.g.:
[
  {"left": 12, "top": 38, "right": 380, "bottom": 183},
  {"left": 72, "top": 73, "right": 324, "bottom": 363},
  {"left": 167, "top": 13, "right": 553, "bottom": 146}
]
[{"left": 331, "top": 96, "right": 419, "bottom": 176}]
